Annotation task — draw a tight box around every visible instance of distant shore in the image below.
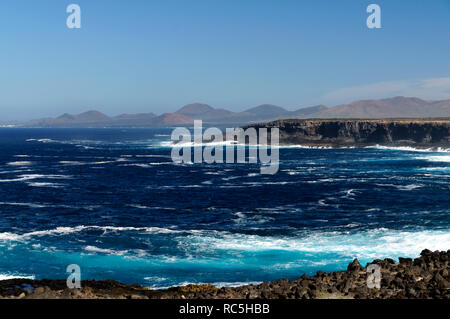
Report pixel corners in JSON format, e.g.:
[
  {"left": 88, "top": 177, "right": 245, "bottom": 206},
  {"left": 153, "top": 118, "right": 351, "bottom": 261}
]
[{"left": 1, "top": 249, "right": 448, "bottom": 299}]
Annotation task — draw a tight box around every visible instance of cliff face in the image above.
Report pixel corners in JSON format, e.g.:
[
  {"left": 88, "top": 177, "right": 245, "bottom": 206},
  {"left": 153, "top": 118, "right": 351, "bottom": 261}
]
[{"left": 247, "top": 119, "right": 450, "bottom": 148}]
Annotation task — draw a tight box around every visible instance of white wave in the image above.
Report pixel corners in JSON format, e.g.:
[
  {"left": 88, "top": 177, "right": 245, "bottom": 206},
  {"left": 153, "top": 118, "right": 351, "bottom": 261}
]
[
  {"left": 204, "top": 172, "right": 222, "bottom": 175},
  {"left": 84, "top": 245, "right": 128, "bottom": 256},
  {"left": 26, "top": 138, "right": 56, "bottom": 143},
  {"left": 119, "top": 161, "right": 173, "bottom": 168},
  {"left": 307, "top": 178, "right": 344, "bottom": 183},
  {"left": 92, "top": 161, "right": 113, "bottom": 165},
  {"left": 0, "top": 225, "right": 183, "bottom": 242},
  {"left": 175, "top": 140, "right": 244, "bottom": 147},
  {"left": 0, "top": 175, "right": 42, "bottom": 182},
  {"left": 376, "top": 183, "right": 424, "bottom": 191},
  {"left": 420, "top": 167, "right": 450, "bottom": 171},
  {"left": 177, "top": 184, "right": 203, "bottom": 188},
  {"left": 318, "top": 200, "right": 329, "bottom": 206},
  {"left": 0, "top": 174, "right": 71, "bottom": 183},
  {"left": 77, "top": 145, "right": 96, "bottom": 150},
  {"left": 0, "top": 169, "right": 33, "bottom": 175},
  {"left": 14, "top": 155, "right": 30, "bottom": 158},
  {"left": 367, "top": 145, "right": 450, "bottom": 153},
  {"left": 218, "top": 185, "right": 247, "bottom": 188},
  {"left": 129, "top": 204, "right": 151, "bottom": 209},
  {"left": 0, "top": 202, "right": 48, "bottom": 208},
  {"left": 190, "top": 228, "right": 450, "bottom": 261},
  {"left": 162, "top": 140, "right": 312, "bottom": 149},
  {"left": 158, "top": 141, "right": 176, "bottom": 148},
  {"left": 0, "top": 202, "right": 99, "bottom": 211},
  {"left": 222, "top": 176, "right": 240, "bottom": 181},
  {"left": 261, "top": 181, "right": 294, "bottom": 185},
  {"left": 340, "top": 189, "right": 359, "bottom": 199},
  {"left": 0, "top": 232, "right": 22, "bottom": 241},
  {"left": 7, "top": 161, "right": 32, "bottom": 166},
  {"left": 120, "top": 163, "right": 152, "bottom": 168},
  {"left": 233, "top": 212, "right": 274, "bottom": 225},
  {"left": 282, "top": 169, "right": 301, "bottom": 175},
  {"left": 59, "top": 161, "right": 86, "bottom": 165},
  {"left": 127, "top": 204, "right": 175, "bottom": 210},
  {"left": 276, "top": 145, "right": 334, "bottom": 149},
  {"left": 1, "top": 226, "right": 448, "bottom": 269},
  {"left": 27, "top": 182, "right": 64, "bottom": 188},
  {"left": 415, "top": 155, "right": 450, "bottom": 163},
  {"left": 397, "top": 184, "right": 423, "bottom": 191},
  {"left": 0, "top": 273, "right": 35, "bottom": 280},
  {"left": 135, "top": 155, "right": 172, "bottom": 158}
]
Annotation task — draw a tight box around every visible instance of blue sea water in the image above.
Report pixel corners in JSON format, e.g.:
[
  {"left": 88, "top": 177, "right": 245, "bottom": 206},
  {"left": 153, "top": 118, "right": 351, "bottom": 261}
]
[{"left": 0, "top": 128, "right": 448, "bottom": 288}]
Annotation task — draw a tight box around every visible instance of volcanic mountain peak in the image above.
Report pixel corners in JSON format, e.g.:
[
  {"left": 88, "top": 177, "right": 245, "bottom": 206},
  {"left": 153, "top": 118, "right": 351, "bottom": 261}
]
[
  {"left": 76, "top": 110, "right": 110, "bottom": 121},
  {"left": 57, "top": 113, "right": 76, "bottom": 121},
  {"left": 176, "top": 103, "right": 215, "bottom": 116},
  {"left": 245, "top": 104, "right": 289, "bottom": 116}
]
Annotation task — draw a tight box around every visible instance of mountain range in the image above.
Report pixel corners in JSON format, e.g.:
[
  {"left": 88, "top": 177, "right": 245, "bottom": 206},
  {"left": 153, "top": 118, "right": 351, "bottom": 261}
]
[{"left": 17, "top": 97, "right": 450, "bottom": 128}]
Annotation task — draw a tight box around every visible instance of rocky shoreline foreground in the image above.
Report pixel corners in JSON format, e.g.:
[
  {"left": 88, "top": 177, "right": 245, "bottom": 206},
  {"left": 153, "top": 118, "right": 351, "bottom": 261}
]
[{"left": 0, "top": 249, "right": 449, "bottom": 299}]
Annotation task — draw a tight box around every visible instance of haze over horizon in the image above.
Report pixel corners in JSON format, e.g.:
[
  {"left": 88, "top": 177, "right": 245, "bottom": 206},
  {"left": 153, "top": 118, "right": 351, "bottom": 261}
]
[
  {"left": 11, "top": 96, "right": 450, "bottom": 121},
  {"left": 1, "top": 0, "right": 450, "bottom": 120}
]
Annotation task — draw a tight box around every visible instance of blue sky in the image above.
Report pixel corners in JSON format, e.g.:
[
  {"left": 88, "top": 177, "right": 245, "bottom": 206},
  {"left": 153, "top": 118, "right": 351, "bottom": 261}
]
[{"left": 1, "top": 0, "right": 450, "bottom": 120}]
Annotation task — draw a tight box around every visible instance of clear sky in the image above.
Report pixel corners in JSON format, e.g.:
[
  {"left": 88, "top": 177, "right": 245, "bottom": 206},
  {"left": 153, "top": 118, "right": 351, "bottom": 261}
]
[{"left": 1, "top": 0, "right": 450, "bottom": 120}]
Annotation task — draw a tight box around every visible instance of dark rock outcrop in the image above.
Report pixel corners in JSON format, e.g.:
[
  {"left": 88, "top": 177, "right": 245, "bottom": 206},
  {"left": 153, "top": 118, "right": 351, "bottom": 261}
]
[
  {"left": 245, "top": 119, "right": 450, "bottom": 148},
  {"left": 347, "top": 259, "right": 363, "bottom": 272}
]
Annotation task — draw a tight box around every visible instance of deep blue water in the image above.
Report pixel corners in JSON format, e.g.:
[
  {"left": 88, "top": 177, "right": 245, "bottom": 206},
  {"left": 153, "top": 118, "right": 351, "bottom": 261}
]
[{"left": 0, "top": 128, "right": 449, "bottom": 288}]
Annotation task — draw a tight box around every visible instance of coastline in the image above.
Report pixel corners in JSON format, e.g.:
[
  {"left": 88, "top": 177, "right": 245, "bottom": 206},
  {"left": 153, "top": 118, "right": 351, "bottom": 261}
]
[
  {"left": 244, "top": 118, "right": 450, "bottom": 149},
  {"left": 1, "top": 249, "right": 448, "bottom": 299}
]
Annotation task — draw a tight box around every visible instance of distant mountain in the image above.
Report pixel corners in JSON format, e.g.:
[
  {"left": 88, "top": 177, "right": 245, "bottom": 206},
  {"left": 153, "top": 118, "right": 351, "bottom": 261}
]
[
  {"left": 291, "top": 105, "right": 327, "bottom": 117},
  {"left": 153, "top": 113, "right": 194, "bottom": 126},
  {"left": 111, "top": 113, "right": 157, "bottom": 126},
  {"left": 244, "top": 104, "right": 289, "bottom": 119},
  {"left": 313, "top": 97, "right": 450, "bottom": 118},
  {"left": 19, "top": 97, "right": 450, "bottom": 128},
  {"left": 20, "top": 103, "right": 330, "bottom": 128},
  {"left": 27, "top": 110, "right": 112, "bottom": 127},
  {"left": 114, "top": 113, "right": 156, "bottom": 120},
  {"left": 174, "top": 103, "right": 294, "bottom": 124},
  {"left": 176, "top": 103, "right": 215, "bottom": 116},
  {"left": 176, "top": 103, "right": 235, "bottom": 121},
  {"left": 75, "top": 110, "right": 110, "bottom": 122},
  {"left": 219, "top": 104, "right": 329, "bottom": 123}
]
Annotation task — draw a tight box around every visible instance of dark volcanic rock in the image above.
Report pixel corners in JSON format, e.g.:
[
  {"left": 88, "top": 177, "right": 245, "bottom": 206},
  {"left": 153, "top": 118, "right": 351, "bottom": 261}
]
[
  {"left": 347, "top": 259, "right": 363, "bottom": 272},
  {"left": 245, "top": 119, "right": 450, "bottom": 148}
]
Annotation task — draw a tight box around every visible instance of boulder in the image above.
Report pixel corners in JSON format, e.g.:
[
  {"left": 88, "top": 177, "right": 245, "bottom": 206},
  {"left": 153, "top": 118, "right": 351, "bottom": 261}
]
[{"left": 347, "top": 258, "right": 363, "bottom": 272}]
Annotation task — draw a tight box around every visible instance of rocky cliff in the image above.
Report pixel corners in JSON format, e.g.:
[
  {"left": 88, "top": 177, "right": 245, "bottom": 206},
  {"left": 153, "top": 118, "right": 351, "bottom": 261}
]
[{"left": 246, "top": 119, "right": 450, "bottom": 148}]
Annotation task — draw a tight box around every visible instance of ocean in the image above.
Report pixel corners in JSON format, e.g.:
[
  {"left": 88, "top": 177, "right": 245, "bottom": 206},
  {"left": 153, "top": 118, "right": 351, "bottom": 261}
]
[{"left": 0, "top": 128, "right": 448, "bottom": 288}]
